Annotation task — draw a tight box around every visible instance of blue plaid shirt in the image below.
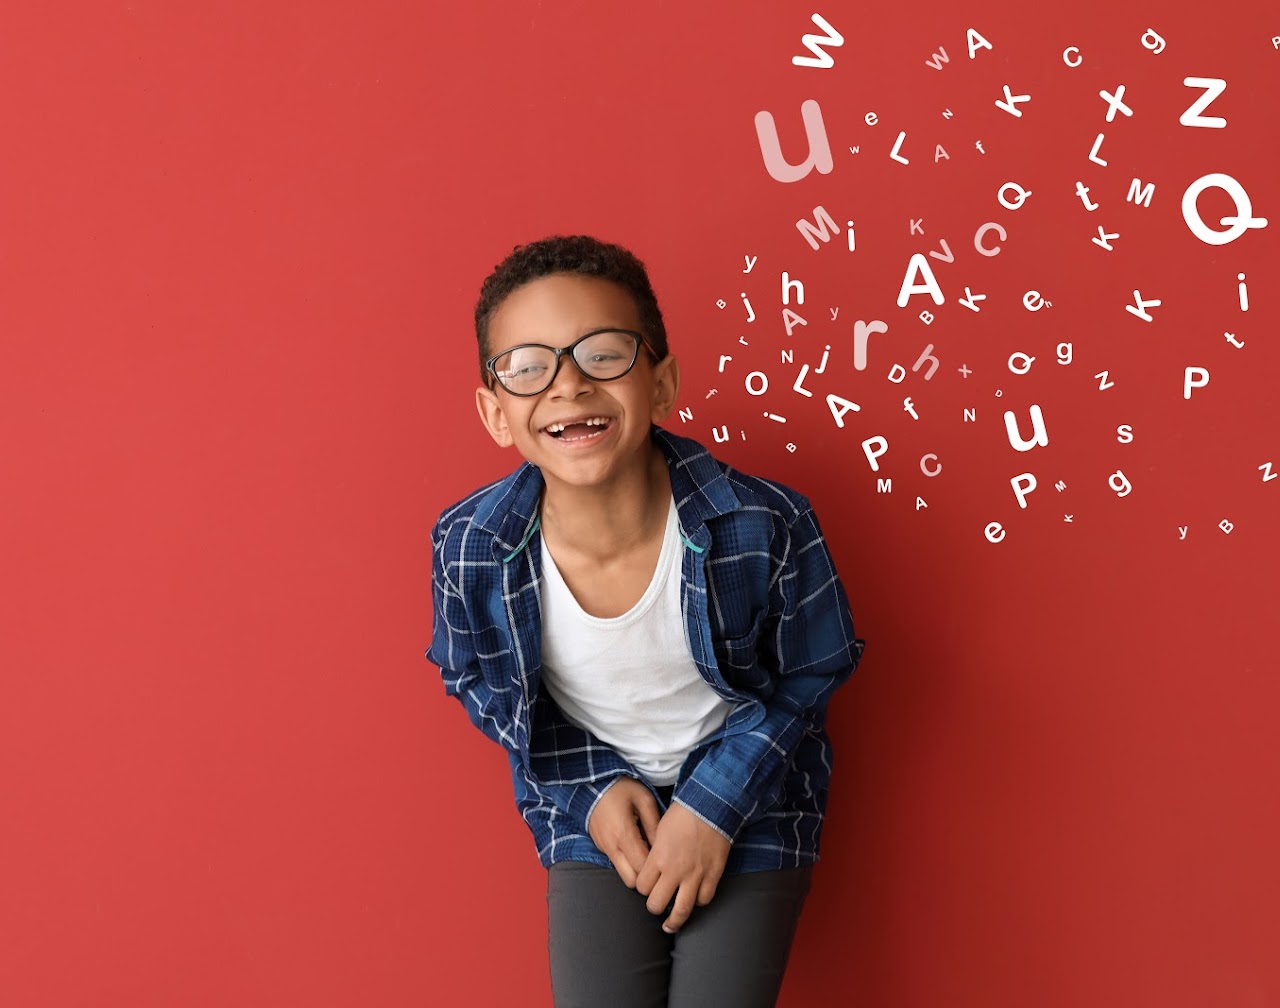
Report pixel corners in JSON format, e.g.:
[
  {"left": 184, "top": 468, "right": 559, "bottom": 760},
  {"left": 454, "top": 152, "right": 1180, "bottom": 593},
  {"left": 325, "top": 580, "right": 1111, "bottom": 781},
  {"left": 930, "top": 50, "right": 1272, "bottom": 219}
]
[{"left": 427, "top": 426, "right": 866, "bottom": 874}]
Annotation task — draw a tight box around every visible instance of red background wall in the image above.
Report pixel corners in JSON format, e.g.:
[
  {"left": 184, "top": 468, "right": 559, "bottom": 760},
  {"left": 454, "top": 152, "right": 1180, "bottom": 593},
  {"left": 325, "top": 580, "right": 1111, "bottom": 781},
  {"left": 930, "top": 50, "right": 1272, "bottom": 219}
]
[{"left": 3, "top": 2, "right": 1277, "bottom": 1005}]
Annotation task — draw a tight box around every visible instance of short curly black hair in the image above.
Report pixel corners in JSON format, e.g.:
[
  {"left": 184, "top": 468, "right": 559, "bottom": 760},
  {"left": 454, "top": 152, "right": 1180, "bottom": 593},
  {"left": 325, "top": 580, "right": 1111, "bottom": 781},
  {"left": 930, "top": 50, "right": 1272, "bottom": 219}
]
[{"left": 474, "top": 235, "right": 669, "bottom": 386}]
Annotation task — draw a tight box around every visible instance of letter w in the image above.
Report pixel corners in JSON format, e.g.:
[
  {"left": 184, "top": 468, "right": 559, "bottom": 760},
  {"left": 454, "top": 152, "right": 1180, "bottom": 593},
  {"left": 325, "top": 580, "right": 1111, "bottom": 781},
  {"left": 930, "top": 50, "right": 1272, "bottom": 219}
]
[
  {"left": 792, "top": 13, "right": 844, "bottom": 68},
  {"left": 925, "top": 45, "right": 950, "bottom": 70},
  {"left": 754, "top": 99, "right": 834, "bottom": 183}
]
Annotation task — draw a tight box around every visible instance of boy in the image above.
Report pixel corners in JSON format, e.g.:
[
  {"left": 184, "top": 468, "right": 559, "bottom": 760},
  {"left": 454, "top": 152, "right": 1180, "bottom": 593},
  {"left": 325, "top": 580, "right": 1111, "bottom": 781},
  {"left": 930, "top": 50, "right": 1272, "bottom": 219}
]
[{"left": 427, "top": 235, "right": 866, "bottom": 1007}]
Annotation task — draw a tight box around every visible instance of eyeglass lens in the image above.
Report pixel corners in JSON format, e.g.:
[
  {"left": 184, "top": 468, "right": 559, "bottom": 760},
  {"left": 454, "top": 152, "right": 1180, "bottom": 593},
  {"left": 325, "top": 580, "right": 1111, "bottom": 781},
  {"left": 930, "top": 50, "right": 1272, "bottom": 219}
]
[{"left": 493, "top": 331, "right": 639, "bottom": 395}]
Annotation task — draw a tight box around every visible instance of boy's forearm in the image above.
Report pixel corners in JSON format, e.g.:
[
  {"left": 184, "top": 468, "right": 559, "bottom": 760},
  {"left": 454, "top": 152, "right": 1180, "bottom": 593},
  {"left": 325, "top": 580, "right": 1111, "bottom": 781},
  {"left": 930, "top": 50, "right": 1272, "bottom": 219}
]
[
  {"left": 676, "top": 504, "right": 866, "bottom": 842},
  {"left": 525, "top": 692, "right": 646, "bottom": 832},
  {"left": 438, "top": 664, "right": 520, "bottom": 751},
  {"left": 672, "top": 672, "right": 846, "bottom": 843}
]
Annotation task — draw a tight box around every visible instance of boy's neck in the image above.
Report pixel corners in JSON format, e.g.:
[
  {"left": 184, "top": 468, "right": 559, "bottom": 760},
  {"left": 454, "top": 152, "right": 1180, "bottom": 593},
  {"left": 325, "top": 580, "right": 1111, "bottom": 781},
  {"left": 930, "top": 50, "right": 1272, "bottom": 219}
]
[{"left": 538, "top": 442, "right": 671, "bottom": 561}]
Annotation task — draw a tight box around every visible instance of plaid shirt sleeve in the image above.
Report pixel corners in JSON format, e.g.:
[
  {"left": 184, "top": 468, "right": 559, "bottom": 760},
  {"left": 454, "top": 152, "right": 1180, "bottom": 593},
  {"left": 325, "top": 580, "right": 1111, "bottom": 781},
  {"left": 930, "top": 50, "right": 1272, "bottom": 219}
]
[
  {"left": 429, "top": 515, "right": 522, "bottom": 750},
  {"left": 430, "top": 515, "right": 641, "bottom": 835},
  {"left": 673, "top": 504, "right": 864, "bottom": 843},
  {"left": 524, "top": 693, "right": 641, "bottom": 834}
]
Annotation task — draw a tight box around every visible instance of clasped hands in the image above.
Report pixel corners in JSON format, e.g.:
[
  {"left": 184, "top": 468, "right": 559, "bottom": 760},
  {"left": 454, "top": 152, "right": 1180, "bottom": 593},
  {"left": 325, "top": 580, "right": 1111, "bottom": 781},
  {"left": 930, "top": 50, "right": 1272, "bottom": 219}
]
[{"left": 587, "top": 776, "right": 731, "bottom": 934}]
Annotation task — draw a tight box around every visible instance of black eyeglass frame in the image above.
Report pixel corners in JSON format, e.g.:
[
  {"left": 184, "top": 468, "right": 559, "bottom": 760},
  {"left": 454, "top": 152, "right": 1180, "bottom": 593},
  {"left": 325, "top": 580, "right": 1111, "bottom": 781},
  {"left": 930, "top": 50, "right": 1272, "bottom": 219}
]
[{"left": 483, "top": 327, "right": 658, "bottom": 397}]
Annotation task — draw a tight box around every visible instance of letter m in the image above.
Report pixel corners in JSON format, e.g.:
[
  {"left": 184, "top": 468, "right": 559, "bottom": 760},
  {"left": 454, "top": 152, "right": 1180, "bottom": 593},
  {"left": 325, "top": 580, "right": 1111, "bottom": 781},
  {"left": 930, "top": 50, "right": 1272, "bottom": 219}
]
[
  {"left": 1127, "top": 178, "right": 1155, "bottom": 207},
  {"left": 797, "top": 206, "right": 841, "bottom": 250}
]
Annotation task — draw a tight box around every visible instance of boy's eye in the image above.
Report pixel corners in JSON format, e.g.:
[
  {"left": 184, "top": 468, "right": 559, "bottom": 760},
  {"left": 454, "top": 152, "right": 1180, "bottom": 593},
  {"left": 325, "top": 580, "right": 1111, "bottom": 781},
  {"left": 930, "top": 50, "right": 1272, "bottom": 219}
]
[{"left": 499, "top": 349, "right": 552, "bottom": 381}]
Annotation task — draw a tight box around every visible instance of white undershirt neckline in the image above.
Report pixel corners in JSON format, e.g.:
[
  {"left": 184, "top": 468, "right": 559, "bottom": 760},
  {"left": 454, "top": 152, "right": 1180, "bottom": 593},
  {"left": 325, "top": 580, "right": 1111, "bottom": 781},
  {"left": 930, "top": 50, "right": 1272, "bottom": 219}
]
[
  {"left": 537, "top": 496, "right": 735, "bottom": 786},
  {"left": 550, "top": 497, "right": 679, "bottom": 629}
]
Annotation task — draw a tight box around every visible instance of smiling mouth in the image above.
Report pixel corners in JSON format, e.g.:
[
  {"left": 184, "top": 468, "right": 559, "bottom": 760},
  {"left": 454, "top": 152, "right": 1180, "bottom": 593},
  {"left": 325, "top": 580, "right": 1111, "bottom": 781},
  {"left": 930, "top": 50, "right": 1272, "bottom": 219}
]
[{"left": 544, "top": 417, "right": 613, "bottom": 441}]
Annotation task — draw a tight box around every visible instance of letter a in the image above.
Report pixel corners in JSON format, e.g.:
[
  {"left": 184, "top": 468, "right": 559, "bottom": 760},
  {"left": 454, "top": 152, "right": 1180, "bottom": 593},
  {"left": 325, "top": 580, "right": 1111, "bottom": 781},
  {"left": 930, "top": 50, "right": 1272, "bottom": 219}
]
[
  {"left": 896, "top": 253, "right": 945, "bottom": 307},
  {"left": 826, "top": 393, "right": 862, "bottom": 428},
  {"left": 754, "top": 99, "right": 834, "bottom": 183},
  {"left": 967, "top": 28, "right": 993, "bottom": 58},
  {"left": 783, "top": 308, "right": 808, "bottom": 336}
]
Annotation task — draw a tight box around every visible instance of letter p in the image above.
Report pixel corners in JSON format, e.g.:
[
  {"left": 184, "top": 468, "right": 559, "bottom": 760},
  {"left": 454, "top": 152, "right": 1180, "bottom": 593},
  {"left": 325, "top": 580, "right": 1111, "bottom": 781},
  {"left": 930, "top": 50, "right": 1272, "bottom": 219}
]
[
  {"left": 1183, "top": 366, "right": 1210, "bottom": 399},
  {"left": 861, "top": 435, "right": 889, "bottom": 472},
  {"left": 1011, "top": 472, "right": 1037, "bottom": 509}
]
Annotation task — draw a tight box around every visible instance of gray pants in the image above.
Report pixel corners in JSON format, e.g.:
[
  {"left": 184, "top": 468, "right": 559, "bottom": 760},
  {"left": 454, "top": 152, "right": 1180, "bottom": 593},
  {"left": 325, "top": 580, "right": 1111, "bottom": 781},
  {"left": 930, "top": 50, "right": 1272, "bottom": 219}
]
[{"left": 546, "top": 857, "right": 813, "bottom": 1008}]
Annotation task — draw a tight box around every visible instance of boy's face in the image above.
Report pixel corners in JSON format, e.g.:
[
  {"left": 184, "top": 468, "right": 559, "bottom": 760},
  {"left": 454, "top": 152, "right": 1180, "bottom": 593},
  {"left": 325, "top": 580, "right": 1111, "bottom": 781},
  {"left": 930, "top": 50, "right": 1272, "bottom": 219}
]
[{"left": 475, "top": 272, "right": 680, "bottom": 490}]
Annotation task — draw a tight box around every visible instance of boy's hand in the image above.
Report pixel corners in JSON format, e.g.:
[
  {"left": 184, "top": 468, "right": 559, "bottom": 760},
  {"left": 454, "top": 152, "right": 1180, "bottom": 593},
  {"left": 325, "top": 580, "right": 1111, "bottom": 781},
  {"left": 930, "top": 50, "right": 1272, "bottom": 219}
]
[
  {"left": 635, "top": 802, "right": 731, "bottom": 934},
  {"left": 587, "top": 777, "right": 662, "bottom": 889}
]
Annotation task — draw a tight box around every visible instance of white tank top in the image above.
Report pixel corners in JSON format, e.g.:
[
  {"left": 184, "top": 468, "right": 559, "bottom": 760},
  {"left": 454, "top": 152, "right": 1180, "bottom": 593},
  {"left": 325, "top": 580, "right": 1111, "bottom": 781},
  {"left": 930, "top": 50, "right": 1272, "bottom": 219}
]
[{"left": 538, "top": 498, "right": 736, "bottom": 786}]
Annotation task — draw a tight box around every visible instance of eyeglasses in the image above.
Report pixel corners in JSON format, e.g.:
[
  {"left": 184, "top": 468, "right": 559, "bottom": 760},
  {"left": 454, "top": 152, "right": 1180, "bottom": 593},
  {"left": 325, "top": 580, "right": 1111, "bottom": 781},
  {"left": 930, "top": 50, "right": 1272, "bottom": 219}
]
[{"left": 484, "top": 328, "right": 654, "bottom": 397}]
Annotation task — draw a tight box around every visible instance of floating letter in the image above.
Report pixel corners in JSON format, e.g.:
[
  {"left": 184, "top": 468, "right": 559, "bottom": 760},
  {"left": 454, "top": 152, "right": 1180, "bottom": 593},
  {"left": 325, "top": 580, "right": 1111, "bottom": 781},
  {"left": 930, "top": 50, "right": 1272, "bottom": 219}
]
[
  {"left": 896, "top": 254, "right": 945, "bottom": 307},
  {"left": 755, "top": 100, "right": 833, "bottom": 183},
  {"left": 1181, "top": 173, "right": 1269, "bottom": 245}
]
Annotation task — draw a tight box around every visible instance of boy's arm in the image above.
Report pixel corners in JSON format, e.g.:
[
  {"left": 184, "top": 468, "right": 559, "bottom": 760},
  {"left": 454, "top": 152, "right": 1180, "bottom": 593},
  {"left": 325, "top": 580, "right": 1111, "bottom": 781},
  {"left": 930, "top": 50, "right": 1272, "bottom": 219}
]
[
  {"left": 672, "top": 506, "right": 866, "bottom": 843},
  {"left": 429, "top": 518, "right": 643, "bottom": 833},
  {"left": 524, "top": 693, "right": 647, "bottom": 835},
  {"left": 428, "top": 519, "right": 520, "bottom": 750}
]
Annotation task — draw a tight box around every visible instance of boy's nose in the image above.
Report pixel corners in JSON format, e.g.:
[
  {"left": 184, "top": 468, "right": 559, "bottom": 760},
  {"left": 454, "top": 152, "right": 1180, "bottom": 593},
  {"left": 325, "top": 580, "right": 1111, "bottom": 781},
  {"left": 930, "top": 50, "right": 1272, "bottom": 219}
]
[{"left": 546, "top": 353, "right": 594, "bottom": 398}]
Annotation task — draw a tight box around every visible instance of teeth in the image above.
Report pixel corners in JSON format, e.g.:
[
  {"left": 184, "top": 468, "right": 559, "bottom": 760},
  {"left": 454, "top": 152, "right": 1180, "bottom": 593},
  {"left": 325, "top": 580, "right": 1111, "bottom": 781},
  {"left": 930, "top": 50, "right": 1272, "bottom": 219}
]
[{"left": 546, "top": 417, "right": 609, "bottom": 434}]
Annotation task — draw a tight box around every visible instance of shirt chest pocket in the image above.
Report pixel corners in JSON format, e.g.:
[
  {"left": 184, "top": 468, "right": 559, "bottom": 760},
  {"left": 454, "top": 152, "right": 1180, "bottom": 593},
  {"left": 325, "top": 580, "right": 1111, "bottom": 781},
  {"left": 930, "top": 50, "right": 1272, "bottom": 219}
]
[{"left": 711, "top": 611, "right": 772, "bottom": 694}]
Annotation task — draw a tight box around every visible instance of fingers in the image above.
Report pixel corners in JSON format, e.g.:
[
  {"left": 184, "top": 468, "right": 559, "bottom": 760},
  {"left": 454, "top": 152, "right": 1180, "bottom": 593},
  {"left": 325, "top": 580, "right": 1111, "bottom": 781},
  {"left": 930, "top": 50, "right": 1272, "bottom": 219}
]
[
  {"left": 606, "top": 843, "right": 638, "bottom": 888},
  {"left": 589, "top": 778, "right": 661, "bottom": 889},
  {"left": 662, "top": 882, "right": 698, "bottom": 934},
  {"left": 636, "top": 795, "right": 661, "bottom": 847},
  {"left": 612, "top": 825, "right": 651, "bottom": 888},
  {"left": 639, "top": 868, "right": 723, "bottom": 933},
  {"left": 635, "top": 848, "right": 657, "bottom": 897},
  {"left": 696, "top": 869, "right": 723, "bottom": 907},
  {"left": 645, "top": 862, "right": 726, "bottom": 931},
  {"left": 644, "top": 873, "right": 678, "bottom": 919}
]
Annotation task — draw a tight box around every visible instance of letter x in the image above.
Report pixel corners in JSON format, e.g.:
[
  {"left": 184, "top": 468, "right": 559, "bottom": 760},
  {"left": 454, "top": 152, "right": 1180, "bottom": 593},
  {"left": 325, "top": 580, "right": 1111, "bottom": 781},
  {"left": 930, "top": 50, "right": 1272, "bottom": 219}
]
[{"left": 1100, "top": 85, "right": 1133, "bottom": 122}]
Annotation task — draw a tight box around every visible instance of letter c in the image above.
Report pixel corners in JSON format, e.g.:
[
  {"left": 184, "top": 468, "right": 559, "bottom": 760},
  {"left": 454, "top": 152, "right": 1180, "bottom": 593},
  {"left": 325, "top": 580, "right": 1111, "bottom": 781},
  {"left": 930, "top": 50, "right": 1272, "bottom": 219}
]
[{"left": 975, "top": 222, "right": 1006, "bottom": 256}]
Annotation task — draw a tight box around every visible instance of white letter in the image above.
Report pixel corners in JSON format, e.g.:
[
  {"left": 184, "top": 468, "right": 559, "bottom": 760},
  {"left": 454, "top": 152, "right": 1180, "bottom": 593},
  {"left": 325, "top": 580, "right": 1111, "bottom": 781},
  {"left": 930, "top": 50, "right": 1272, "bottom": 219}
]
[
  {"left": 1011, "top": 473, "right": 1037, "bottom": 508},
  {"left": 1127, "top": 178, "right": 1155, "bottom": 207},
  {"left": 1179, "top": 77, "right": 1227, "bottom": 128},
  {"left": 994, "top": 85, "right": 1031, "bottom": 117},
  {"left": 1004, "top": 405, "right": 1049, "bottom": 452},
  {"left": 826, "top": 393, "right": 861, "bottom": 428},
  {"left": 1183, "top": 367, "right": 1210, "bottom": 399},
  {"left": 967, "top": 28, "right": 993, "bottom": 58},
  {"left": 1181, "top": 173, "right": 1269, "bottom": 246},
  {"left": 1109, "top": 470, "right": 1132, "bottom": 497},
  {"left": 792, "top": 13, "right": 845, "bottom": 68},
  {"left": 896, "top": 254, "right": 945, "bottom": 307},
  {"left": 862, "top": 435, "right": 889, "bottom": 471}
]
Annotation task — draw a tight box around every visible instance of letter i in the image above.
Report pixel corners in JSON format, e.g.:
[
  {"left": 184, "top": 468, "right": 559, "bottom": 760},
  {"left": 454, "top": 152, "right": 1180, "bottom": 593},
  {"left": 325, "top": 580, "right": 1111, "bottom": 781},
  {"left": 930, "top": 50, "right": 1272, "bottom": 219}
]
[
  {"left": 1238, "top": 273, "right": 1249, "bottom": 311},
  {"left": 847, "top": 221, "right": 855, "bottom": 251},
  {"left": 741, "top": 293, "right": 756, "bottom": 322}
]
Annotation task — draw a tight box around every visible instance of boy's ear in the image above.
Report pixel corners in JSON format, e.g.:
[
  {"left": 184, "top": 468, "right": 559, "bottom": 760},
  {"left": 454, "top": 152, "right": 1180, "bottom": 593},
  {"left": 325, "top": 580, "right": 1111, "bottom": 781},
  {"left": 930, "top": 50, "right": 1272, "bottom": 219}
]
[
  {"left": 475, "top": 385, "right": 515, "bottom": 447},
  {"left": 649, "top": 354, "right": 681, "bottom": 422}
]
